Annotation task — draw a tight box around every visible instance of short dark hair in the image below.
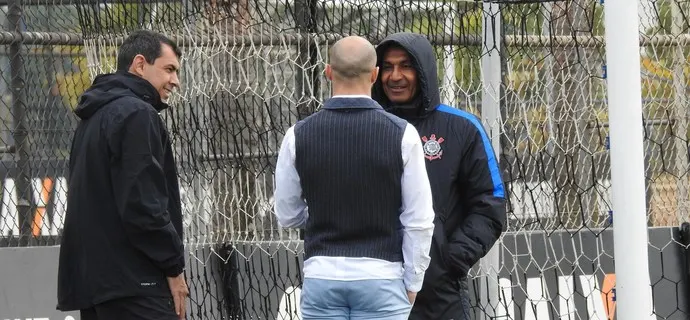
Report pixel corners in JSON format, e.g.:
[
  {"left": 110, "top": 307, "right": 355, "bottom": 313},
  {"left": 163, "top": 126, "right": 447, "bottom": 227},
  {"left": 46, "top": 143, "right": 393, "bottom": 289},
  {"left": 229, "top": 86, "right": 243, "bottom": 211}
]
[{"left": 116, "top": 30, "right": 182, "bottom": 72}]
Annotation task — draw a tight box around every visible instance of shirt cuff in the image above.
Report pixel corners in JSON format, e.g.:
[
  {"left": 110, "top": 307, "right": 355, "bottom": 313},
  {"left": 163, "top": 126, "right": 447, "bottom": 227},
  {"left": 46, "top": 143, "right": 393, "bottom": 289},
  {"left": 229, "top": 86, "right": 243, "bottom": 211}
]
[{"left": 403, "top": 269, "right": 426, "bottom": 292}]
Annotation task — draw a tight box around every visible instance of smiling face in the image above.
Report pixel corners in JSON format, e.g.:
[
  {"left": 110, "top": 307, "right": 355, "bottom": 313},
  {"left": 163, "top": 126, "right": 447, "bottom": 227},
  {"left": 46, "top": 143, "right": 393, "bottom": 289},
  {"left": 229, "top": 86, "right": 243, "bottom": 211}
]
[
  {"left": 131, "top": 43, "right": 180, "bottom": 100},
  {"left": 380, "top": 47, "right": 418, "bottom": 104}
]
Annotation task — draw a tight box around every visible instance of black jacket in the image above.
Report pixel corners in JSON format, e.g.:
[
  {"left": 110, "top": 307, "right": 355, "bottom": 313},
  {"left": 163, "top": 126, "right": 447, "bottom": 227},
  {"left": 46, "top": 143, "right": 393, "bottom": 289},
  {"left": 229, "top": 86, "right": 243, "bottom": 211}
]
[
  {"left": 57, "top": 72, "right": 185, "bottom": 311},
  {"left": 373, "top": 32, "right": 506, "bottom": 319}
]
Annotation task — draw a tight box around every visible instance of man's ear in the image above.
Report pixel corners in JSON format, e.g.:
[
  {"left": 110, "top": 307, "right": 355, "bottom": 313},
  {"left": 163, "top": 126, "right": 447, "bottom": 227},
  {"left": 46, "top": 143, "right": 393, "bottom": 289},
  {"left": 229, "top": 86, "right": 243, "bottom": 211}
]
[
  {"left": 325, "top": 64, "right": 333, "bottom": 81},
  {"left": 370, "top": 66, "right": 379, "bottom": 84},
  {"left": 129, "top": 54, "right": 147, "bottom": 76}
]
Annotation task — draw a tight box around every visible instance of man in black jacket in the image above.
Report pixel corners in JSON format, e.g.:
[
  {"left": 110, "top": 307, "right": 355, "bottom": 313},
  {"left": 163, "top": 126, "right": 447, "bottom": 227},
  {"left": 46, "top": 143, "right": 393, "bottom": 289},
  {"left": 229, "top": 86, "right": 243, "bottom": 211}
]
[
  {"left": 57, "top": 30, "right": 188, "bottom": 320},
  {"left": 372, "top": 32, "right": 507, "bottom": 320}
]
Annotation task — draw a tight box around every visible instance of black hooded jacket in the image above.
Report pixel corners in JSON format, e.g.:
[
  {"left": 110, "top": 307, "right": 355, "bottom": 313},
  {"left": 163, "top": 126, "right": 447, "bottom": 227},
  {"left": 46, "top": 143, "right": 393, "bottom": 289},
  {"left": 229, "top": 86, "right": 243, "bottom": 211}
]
[
  {"left": 373, "top": 33, "right": 506, "bottom": 318},
  {"left": 57, "top": 72, "right": 185, "bottom": 311}
]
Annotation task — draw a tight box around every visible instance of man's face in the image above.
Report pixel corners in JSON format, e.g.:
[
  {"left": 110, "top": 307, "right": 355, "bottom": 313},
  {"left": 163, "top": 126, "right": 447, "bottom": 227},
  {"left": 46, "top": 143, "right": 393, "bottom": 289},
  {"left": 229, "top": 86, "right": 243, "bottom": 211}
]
[
  {"left": 140, "top": 44, "right": 180, "bottom": 101},
  {"left": 381, "top": 47, "right": 418, "bottom": 104}
]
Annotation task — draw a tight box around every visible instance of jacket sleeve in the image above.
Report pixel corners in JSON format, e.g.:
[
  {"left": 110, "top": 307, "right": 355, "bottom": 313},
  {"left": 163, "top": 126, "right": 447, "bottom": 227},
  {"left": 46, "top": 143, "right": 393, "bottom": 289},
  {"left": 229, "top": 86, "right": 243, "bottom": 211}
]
[
  {"left": 110, "top": 106, "right": 185, "bottom": 277},
  {"left": 445, "top": 122, "right": 506, "bottom": 277}
]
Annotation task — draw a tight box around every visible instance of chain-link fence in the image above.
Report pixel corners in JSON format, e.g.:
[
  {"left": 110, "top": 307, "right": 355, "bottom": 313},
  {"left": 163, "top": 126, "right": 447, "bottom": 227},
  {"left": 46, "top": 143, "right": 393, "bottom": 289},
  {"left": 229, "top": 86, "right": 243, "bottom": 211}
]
[
  {"left": 2, "top": 0, "right": 690, "bottom": 319},
  {"left": 0, "top": 1, "right": 86, "bottom": 247}
]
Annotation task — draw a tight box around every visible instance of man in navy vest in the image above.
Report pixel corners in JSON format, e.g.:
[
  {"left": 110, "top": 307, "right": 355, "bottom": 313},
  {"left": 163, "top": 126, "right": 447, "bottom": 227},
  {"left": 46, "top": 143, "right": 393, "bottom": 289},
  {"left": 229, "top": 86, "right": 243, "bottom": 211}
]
[
  {"left": 372, "top": 32, "right": 507, "bottom": 320},
  {"left": 274, "top": 35, "right": 435, "bottom": 319}
]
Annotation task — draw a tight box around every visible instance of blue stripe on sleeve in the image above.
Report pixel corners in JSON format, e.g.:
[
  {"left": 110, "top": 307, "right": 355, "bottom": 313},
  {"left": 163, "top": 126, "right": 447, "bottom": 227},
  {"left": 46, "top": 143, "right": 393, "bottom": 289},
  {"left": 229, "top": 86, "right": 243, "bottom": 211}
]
[{"left": 436, "top": 104, "right": 505, "bottom": 198}]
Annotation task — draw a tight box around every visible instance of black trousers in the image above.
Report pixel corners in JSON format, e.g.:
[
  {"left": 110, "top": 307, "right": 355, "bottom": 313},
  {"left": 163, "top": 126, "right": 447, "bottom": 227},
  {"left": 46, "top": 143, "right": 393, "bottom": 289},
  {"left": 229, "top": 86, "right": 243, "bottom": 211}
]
[{"left": 80, "top": 296, "right": 177, "bottom": 320}]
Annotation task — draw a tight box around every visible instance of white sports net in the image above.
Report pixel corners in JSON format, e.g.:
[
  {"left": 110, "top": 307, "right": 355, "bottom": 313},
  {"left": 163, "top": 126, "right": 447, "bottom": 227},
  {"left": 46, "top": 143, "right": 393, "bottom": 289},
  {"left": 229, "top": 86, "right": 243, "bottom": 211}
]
[{"left": 71, "top": 0, "right": 690, "bottom": 319}]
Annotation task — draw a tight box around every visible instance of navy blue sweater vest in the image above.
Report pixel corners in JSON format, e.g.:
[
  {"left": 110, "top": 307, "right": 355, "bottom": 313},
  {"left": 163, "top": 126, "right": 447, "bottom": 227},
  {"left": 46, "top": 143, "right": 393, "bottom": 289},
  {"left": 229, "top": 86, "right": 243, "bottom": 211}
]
[{"left": 295, "top": 97, "right": 407, "bottom": 262}]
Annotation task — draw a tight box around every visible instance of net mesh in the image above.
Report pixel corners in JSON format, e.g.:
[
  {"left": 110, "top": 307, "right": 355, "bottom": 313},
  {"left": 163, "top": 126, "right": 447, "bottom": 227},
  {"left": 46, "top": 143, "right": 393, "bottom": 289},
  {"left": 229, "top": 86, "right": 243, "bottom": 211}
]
[
  {"left": 1, "top": 0, "right": 690, "bottom": 319},
  {"left": 0, "top": 2, "right": 85, "bottom": 246}
]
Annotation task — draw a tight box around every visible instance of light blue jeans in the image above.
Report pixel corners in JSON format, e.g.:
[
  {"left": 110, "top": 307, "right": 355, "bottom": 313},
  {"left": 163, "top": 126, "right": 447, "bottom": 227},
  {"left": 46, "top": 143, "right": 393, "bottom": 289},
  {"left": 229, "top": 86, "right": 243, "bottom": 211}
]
[{"left": 300, "top": 278, "right": 412, "bottom": 320}]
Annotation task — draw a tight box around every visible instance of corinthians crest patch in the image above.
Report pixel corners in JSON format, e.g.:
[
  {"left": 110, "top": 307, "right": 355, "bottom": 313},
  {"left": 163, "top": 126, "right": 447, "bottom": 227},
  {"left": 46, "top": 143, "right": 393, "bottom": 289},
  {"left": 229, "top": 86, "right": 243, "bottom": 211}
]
[{"left": 421, "top": 134, "right": 444, "bottom": 161}]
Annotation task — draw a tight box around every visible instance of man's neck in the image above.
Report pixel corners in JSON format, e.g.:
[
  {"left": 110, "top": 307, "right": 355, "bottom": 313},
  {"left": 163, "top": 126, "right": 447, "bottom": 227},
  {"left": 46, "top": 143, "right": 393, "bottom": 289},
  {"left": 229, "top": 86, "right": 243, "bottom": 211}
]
[
  {"left": 331, "top": 84, "right": 371, "bottom": 97},
  {"left": 389, "top": 94, "right": 423, "bottom": 118},
  {"left": 395, "top": 107, "right": 418, "bottom": 118}
]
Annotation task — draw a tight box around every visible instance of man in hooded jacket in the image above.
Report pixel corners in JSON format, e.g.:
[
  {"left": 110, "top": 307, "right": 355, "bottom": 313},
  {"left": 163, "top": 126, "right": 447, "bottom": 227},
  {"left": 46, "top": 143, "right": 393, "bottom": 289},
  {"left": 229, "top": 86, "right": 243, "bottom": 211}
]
[
  {"left": 372, "top": 32, "right": 507, "bottom": 320},
  {"left": 57, "top": 30, "right": 189, "bottom": 319}
]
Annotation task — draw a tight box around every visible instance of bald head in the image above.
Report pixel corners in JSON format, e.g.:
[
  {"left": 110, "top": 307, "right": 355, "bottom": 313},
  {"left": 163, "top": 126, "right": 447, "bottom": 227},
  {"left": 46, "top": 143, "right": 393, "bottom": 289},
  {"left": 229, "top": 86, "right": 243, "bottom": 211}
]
[{"left": 329, "top": 36, "right": 377, "bottom": 80}]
